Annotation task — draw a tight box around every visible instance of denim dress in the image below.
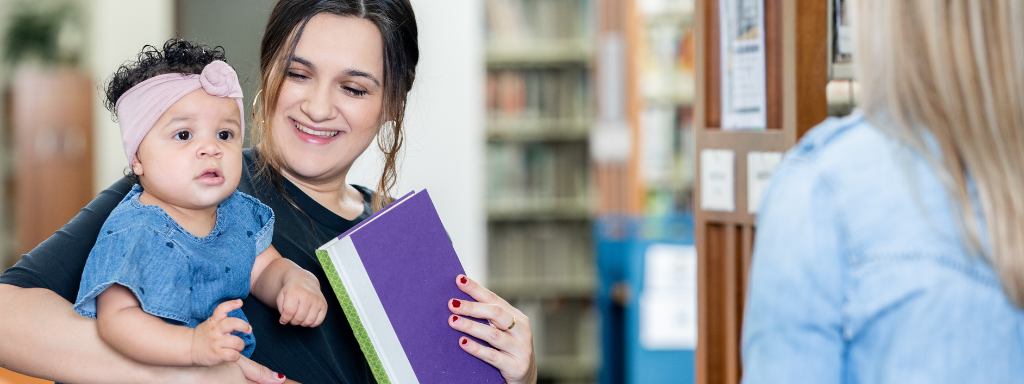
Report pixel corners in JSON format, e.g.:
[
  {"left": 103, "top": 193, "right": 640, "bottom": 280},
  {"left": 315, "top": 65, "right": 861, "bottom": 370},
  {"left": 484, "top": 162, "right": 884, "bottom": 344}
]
[
  {"left": 741, "top": 112, "right": 1024, "bottom": 383},
  {"left": 74, "top": 184, "right": 274, "bottom": 357}
]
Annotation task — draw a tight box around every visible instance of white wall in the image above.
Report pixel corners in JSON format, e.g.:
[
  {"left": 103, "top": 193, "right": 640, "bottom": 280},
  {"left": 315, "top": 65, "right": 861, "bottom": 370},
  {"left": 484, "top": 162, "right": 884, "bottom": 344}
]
[
  {"left": 86, "top": 0, "right": 174, "bottom": 193},
  {"left": 348, "top": 0, "right": 488, "bottom": 283}
]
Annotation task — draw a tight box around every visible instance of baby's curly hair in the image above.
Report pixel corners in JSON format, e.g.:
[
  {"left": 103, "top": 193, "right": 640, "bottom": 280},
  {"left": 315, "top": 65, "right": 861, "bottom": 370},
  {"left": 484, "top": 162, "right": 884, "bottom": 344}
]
[{"left": 104, "top": 38, "right": 227, "bottom": 121}]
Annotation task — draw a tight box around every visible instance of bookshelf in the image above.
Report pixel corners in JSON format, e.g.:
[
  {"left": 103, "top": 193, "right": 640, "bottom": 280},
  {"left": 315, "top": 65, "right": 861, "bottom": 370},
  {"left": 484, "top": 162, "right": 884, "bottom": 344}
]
[
  {"left": 484, "top": 0, "right": 597, "bottom": 382},
  {"left": 636, "top": 0, "right": 697, "bottom": 216}
]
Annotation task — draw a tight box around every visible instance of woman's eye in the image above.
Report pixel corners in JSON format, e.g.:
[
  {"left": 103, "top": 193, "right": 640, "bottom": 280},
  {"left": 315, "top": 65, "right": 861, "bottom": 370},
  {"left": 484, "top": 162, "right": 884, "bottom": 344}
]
[
  {"left": 345, "top": 87, "right": 368, "bottom": 97},
  {"left": 175, "top": 131, "right": 192, "bottom": 140},
  {"left": 218, "top": 131, "right": 233, "bottom": 141},
  {"left": 287, "top": 71, "right": 309, "bottom": 80}
]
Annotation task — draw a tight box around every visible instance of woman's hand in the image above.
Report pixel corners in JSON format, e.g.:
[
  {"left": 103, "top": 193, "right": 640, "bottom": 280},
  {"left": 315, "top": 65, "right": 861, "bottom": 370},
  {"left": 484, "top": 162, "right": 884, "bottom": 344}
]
[
  {"left": 447, "top": 274, "right": 538, "bottom": 384},
  {"left": 235, "top": 356, "right": 292, "bottom": 384}
]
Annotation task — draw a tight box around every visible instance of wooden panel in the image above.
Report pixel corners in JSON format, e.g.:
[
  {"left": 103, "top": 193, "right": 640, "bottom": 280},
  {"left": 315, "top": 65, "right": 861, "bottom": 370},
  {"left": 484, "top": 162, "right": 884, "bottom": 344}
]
[
  {"left": 699, "top": 222, "right": 727, "bottom": 384},
  {"left": 12, "top": 69, "right": 93, "bottom": 259},
  {"left": 702, "top": 0, "right": 721, "bottom": 129},
  {"left": 765, "top": 0, "right": 783, "bottom": 130},
  {"left": 789, "top": 0, "right": 829, "bottom": 136}
]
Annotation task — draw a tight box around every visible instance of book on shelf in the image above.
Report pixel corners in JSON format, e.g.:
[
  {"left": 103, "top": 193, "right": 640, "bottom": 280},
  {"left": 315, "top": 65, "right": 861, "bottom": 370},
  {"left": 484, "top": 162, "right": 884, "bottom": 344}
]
[
  {"left": 487, "top": 142, "right": 589, "bottom": 212},
  {"left": 486, "top": 68, "right": 590, "bottom": 125},
  {"left": 316, "top": 190, "right": 503, "bottom": 384}
]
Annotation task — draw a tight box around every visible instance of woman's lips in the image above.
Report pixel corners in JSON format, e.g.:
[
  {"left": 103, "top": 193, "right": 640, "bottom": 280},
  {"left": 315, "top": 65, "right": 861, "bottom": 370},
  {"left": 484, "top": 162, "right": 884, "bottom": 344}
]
[{"left": 291, "top": 119, "right": 342, "bottom": 145}]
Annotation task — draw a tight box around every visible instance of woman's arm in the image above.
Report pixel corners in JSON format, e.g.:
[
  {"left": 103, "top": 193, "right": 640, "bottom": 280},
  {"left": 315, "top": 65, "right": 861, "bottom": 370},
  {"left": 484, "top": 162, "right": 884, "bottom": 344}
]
[
  {"left": 0, "top": 284, "right": 280, "bottom": 383},
  {"left": 250, "top": 246, "right": 327, "bottom": 327}
]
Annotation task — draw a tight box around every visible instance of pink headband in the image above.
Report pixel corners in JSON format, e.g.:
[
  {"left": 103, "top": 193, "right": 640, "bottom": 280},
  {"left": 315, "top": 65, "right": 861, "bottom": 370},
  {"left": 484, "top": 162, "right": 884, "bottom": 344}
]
[{"left": 115, "top": 60, "right": 245, "bottom": 164}]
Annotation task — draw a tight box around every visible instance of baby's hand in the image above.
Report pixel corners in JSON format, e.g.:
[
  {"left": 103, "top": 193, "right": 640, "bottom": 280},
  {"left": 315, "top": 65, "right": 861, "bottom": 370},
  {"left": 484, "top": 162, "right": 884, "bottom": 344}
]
[
  {"left": 276, "top": 269, "right": 328, "bottom": 327},
  {"left": 191, "top": 299, "right": 251, "bottom": 366}
]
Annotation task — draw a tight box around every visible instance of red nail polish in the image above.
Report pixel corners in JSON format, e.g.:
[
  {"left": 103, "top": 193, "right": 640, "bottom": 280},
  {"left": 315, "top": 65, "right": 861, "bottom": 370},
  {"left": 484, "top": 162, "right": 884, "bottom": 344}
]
[
  {"left": 452, "top": 299, "right": 461, "bottom": 308},
  {"left": 461, "top": 338, "right": 468, "bottom": 345},
  {"left": 452, "top": 315, "right": 459, "bottom": 321},
  {"left": 276, "top": 373, "right": 285, "bottom": 379},
  {"left": 460, "top": 276, "right": 468, "bottom": 284}
]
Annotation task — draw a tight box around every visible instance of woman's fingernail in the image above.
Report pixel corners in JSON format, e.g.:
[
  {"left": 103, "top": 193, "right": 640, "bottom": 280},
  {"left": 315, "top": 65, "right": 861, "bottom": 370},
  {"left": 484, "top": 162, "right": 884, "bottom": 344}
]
[
  {"left": 452, "top": 315, "right": 460, "bottom": 323},
  {"left": 460, "top": 276, "right": 468, "bottom": 284},
  {"left": 461, "top": 338, "right": 468, "bottom": 345},
  {"left": 452, "top": 299, "right": 461, "bottom": 308},
  {"left": 275, "top": 372, "right": 285, "bottom": 379}
]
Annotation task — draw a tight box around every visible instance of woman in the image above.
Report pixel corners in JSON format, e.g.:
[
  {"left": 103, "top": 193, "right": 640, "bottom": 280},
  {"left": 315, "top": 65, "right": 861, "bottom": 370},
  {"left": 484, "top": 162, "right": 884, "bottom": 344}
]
[
  {"left": 0, "top": 1, "right": 537, "bottom": 383},
  {"left": 742, "top": 1, "right": 1024, "bottom": 383}
]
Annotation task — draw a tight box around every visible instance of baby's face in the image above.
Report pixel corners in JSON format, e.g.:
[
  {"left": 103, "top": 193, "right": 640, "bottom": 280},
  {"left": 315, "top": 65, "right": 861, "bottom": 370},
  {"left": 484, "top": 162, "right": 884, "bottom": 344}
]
[{"left": 133, "top": 89, "right": 243, "bottom": 211}]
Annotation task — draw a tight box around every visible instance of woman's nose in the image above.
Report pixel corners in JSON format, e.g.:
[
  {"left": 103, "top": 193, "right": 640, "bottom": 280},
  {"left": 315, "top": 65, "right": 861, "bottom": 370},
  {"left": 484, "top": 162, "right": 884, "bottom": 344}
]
[{"left": 300, "top": 83, "right": 338, "bottom": 122}]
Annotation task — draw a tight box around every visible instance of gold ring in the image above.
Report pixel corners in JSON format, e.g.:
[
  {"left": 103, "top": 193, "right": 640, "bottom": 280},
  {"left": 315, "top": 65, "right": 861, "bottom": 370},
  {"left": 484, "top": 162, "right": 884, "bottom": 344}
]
[{"left": 488, "top": 316, "right": 517, "bottom": 331}]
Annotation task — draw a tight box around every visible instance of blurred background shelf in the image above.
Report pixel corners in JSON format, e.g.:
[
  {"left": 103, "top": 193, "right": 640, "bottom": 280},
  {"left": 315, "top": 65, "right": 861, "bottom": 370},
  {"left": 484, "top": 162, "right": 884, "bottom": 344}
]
[
  {"left": 486, "top": 40, "right": 594, "bottom": 67},
  {"left": 486, "top": 117, "right": 591, "bottom": 142},
  {"left": 485, "top": 0, "right": 597, "bottom": 382},
  {"left": 491, "top": 279, "right": 595, "bottom": 299}
]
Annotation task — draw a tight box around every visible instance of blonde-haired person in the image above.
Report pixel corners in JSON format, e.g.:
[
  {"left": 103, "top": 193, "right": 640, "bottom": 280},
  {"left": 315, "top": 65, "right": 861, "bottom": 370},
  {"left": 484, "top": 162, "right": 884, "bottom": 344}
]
[{"left": 742, "top": 1, "right": 1024, "bottom": 383}]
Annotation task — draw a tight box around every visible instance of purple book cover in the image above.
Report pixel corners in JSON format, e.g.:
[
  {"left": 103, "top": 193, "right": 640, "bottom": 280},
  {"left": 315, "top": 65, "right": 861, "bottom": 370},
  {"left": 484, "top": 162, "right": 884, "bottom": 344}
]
[{"left": 348, "top": 190, "right": 505, "bottom": 383}]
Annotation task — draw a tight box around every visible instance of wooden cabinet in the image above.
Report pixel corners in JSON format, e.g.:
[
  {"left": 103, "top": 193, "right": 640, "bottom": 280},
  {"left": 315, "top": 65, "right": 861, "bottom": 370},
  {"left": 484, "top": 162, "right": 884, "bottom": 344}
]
[{"left": 10, "top": 68, "right": 93, "bottom": 263}]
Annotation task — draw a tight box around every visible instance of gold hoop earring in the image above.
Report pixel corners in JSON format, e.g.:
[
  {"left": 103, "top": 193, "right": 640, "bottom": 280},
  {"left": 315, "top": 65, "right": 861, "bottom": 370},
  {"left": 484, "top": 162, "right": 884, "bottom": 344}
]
[{"left": 252, "top": 89, "right": 264, "bottom": 123}]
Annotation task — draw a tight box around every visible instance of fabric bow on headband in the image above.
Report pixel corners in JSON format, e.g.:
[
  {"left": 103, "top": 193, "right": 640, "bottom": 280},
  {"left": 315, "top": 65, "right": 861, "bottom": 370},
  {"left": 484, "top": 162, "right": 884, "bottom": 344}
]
[{"left": 115, "top": 60, "right": 245, "bottom": 164}]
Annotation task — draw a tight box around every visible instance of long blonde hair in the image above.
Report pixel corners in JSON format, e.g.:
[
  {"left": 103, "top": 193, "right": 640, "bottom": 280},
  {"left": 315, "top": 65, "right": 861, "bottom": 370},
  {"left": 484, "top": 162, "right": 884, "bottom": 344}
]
[{"left": 854, "top": 0, "right": 1024, "bottom": 307}]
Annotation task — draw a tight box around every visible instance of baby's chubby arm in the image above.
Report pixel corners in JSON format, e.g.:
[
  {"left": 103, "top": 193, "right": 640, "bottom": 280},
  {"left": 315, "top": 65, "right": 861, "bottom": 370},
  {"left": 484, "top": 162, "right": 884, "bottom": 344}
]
[
  {"left": 250, "top": 245, "right": 328, "bottom": 327},
  {"left": 96, "top": 285, "right": 252, "bottom": 366}
]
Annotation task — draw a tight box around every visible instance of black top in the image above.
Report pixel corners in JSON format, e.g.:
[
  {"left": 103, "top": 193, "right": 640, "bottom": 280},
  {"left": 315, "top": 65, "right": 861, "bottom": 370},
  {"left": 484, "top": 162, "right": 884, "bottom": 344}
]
[{"left": 0, "top": 148, "right": 375, "bottom": 384}]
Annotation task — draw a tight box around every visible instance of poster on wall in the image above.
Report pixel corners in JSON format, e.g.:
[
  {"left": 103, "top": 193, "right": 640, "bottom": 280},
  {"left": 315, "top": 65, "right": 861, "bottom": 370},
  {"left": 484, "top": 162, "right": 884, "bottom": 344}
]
[{"left": 719, "top": 0, "right": 767, "bottom": 130}]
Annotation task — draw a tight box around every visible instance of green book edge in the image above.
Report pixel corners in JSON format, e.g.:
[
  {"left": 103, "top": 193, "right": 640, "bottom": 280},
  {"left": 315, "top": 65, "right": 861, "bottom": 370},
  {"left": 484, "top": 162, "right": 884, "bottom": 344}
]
[{"left": 316, "top": 249, "right": 392, "bottom": 384}]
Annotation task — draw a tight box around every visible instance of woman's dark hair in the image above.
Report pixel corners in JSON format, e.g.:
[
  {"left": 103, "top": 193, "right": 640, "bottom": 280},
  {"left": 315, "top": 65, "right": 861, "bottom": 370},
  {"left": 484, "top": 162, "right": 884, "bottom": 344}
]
[
  {"left": 252, "top": 0, "right": 419, "bottom": 213},
  {"left": 104, "top": 39, "right": 227, "bottom": 182}
]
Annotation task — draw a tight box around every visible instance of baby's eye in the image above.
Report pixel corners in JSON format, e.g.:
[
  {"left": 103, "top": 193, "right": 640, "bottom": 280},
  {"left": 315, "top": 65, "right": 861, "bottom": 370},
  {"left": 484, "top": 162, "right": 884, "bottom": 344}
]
[
  {"left": 218, "top": 131, "right": 233, "bottom": 141},
  {"left": 175, "top": 131, "right": 192, "bottom": 141}
]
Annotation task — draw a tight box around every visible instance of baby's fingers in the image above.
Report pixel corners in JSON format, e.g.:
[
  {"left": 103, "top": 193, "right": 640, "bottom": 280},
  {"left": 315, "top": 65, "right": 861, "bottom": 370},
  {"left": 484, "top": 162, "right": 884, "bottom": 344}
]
[
  {"left": 218, "top": 333, "right": 246, "bottom": 354},
  {"left": 217, "top": 344, "right": 243, "bottom": 362},
  {"left": 218, "top": 316, "right": 253, "bottom": 335},
  {"left": 278, "top": 292, "right": 298, "bottom": 325},
  {"left": 299, "top": 301, "right": 327, "bottom": 327},
  {"left": 289, "top": 298, "right": 312, "bottom": 326},
  {"left": 212, "top": 299, "right": 244, "bottom": 320}
]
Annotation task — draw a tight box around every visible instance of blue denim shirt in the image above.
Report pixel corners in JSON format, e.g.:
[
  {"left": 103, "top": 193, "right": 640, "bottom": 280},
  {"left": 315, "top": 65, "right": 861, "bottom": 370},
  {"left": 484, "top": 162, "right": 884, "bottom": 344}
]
[
  {"left": 74, "top": 184, "right": 274, "bottom": 358},
  {"left": 742, "top": 113, "right": 1024, "bottom": 383}
]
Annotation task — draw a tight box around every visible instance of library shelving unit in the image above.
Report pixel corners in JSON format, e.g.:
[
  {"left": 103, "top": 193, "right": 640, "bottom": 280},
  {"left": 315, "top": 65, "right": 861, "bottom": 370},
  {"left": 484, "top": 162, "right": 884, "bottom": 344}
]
[
  {"left": 692, "top": 1, "right": 828, "bottom": 383},
  {"left": 591, "top": 1, "right": 699, "bottom": 383},
  {"left": 636, "top": 0, "right": 696, "bottom": 218},
  {"left": 484, "top": 0, "right": 598, "bottom": 382}
]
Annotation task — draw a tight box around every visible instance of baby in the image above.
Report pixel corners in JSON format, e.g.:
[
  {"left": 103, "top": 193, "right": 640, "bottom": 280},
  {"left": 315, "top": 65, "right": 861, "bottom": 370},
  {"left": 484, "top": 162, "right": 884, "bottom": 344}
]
[{"left": 73, "top": 41, "right": 327, "bottom": 368}]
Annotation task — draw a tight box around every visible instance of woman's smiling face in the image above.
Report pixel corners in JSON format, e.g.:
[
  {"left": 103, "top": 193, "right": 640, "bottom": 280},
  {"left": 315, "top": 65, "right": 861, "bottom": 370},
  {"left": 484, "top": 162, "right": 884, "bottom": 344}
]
[{"left": 271, "top": 13, "right": 385, "bottom": 186}]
